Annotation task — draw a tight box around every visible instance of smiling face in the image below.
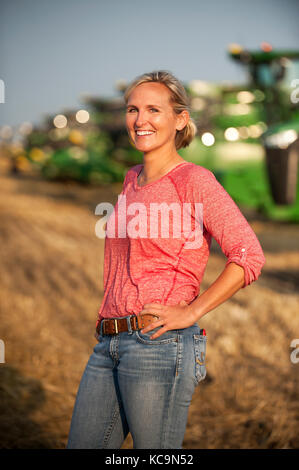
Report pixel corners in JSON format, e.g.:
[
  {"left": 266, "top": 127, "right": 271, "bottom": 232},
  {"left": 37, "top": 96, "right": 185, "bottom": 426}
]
[{"left": 125, "top": 82, "right": 186, "bottom": 155}]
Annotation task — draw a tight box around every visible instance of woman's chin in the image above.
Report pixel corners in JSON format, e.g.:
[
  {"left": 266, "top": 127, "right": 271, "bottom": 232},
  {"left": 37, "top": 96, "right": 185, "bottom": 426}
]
[{"left": 135, "top": 143, "right": 158, "bottom": 153}]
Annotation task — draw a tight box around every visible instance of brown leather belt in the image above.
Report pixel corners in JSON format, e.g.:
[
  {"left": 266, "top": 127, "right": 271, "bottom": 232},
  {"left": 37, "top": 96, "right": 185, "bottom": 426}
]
[{"left": 96, "top": 314, "right": 160, "bottom": 336}]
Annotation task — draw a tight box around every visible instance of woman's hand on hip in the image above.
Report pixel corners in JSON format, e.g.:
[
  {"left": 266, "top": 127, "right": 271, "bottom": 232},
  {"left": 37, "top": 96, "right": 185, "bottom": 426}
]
[{"left": 139, "top": 300, "right": 197, "bottom": 339}]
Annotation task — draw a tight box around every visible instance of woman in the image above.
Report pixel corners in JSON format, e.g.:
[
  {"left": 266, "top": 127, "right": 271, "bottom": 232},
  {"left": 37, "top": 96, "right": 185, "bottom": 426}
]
[{"left": 67, "top": 70, "right": 265, "bottom": 449}]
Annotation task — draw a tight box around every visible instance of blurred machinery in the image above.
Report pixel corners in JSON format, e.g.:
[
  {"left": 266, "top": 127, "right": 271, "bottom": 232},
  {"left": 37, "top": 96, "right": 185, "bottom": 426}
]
[{"left": 229, "top": 44, "right": 299, "bottom": 205}]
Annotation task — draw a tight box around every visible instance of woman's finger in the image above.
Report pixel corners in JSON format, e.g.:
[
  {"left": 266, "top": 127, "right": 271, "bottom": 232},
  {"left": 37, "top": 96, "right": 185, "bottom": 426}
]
[
  {"left": 141, "top": 319, "right": 165, "bottom": 333},
  {"left": 148, "top": 326, "right": 170, "bottom": 340}
]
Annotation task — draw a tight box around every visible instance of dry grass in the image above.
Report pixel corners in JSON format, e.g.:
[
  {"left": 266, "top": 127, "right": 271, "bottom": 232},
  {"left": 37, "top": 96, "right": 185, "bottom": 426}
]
[{"left": 0, "top": 160, "right": 299, "bottom": 449}]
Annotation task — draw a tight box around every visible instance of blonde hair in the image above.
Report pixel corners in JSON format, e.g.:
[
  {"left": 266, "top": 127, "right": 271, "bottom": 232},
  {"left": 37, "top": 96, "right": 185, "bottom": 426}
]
[{"left": 124, "top": 70, "right": 197, "bottom": 149}]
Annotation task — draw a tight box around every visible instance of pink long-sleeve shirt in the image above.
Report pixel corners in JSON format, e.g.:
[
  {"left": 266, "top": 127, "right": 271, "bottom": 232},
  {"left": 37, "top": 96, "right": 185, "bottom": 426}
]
[{"left": 96, "top": 161, "right": 265, "bottom": 327}]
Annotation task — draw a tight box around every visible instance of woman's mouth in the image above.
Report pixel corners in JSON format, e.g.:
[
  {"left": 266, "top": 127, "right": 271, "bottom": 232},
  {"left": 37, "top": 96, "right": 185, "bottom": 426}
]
[{"left": 135, "top": 130, "right": 156, "bottom": 137}]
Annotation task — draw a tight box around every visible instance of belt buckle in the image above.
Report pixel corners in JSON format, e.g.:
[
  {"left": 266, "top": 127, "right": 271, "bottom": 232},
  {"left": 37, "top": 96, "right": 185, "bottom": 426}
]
[{"left": 114, "top": 318, "right": 118, "bottom": 334}]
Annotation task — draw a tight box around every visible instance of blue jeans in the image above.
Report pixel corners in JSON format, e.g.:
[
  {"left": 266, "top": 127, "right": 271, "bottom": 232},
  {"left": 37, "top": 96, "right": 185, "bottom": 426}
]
[{"left": 66, "top": 316, "right": 207, "bottom": 449}]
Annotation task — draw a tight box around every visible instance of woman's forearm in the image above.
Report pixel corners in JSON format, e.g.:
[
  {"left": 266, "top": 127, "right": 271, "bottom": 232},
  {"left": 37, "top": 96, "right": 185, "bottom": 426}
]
[{"left": 189, "top": 262, "right": 246, "bottom": 322}]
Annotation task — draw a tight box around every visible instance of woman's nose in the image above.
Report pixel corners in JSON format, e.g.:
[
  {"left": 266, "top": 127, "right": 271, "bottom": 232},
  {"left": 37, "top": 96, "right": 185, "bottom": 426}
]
[{"left": 135, "top": 112, "right": 146, "bottom": 127}]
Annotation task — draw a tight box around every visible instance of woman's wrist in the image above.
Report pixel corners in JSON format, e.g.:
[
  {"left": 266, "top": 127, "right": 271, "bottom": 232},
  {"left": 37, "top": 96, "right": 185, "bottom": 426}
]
[
  {"left": 186, "top": 302, "right": 204, "bottom": 324},
  {"left": 186, "top": 263, "right": 246, "bottom": 324}
]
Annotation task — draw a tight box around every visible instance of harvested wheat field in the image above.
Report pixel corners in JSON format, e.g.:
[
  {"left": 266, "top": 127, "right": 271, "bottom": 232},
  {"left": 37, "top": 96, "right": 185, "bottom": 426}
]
[{"left": 0, "top": 162, "right": 299, "bottom": 449}]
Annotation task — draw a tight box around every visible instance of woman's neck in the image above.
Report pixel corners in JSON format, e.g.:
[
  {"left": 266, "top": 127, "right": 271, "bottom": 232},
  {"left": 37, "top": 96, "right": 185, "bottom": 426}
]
[{"left": 139, "top": 151, "right": 185, "bottom": 185}]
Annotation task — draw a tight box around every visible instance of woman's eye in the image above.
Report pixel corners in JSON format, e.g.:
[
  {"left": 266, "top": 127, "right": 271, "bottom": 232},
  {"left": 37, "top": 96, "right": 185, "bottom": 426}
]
[{"left": 126, "top": 108, "right": 158, "bottom": 113}]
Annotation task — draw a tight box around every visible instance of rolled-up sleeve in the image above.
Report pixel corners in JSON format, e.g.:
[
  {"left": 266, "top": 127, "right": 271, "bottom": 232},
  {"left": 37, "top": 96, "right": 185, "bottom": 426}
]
[{"left": 198, "top": 169, "right": 266, "bottom": 288}]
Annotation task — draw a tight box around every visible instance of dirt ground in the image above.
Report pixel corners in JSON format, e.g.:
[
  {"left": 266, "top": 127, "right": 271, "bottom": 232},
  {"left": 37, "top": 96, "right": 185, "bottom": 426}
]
[{"left": 0, "top": 162, "right": 299, "bottom": 449}]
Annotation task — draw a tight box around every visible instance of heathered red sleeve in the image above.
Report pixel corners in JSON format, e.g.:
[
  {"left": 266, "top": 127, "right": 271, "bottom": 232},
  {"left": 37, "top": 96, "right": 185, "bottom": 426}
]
[{"left": 191, "top": 167, "right": 266, "bottom": 288}]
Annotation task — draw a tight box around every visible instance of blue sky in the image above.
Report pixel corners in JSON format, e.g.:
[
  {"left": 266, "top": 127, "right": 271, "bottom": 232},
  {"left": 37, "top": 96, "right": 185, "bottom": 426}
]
[{"left": 0, "top": 0, "right": 298, "bottom": 128}]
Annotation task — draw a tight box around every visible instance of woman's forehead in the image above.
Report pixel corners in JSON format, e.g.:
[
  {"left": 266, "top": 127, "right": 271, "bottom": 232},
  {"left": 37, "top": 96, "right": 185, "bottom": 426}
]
[{"left": 128, "top": 82, "right": 171, "bottom": 105}]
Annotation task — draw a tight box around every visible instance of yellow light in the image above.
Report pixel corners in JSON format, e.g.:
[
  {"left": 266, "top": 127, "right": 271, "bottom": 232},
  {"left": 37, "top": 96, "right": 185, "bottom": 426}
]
[
  {"left": 30, "top": 147, "right": 45, "bottom": 161},
  {"left": 201, "top": 132, "right": 215, "bottom": 147},
  {"left": 224, "top": 127, "right": 239, "bottom": 141},
  {"left": 53, "top": 114, "right": 67, "bottom": 128},
  {"left": 76, "top": 109, "right": 90, "bottom": 124},
  {"left": 228, "top": 43, "right": 243, "bottom": 54},
  {"left": 68, "top": 129, "right": 84, "bottom": 145}
]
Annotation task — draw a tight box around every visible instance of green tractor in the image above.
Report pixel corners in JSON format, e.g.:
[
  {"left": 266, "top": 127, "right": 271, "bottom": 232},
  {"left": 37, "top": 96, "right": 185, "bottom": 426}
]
[{"left": 229, "top": 43, "right": 299, "bottom": 205}]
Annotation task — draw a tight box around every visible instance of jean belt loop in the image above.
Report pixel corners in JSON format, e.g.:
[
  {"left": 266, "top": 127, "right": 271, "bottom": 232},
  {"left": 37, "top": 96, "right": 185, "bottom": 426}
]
[
  {"left": 127, "top": 315, "right": 133, "bottom": 335},
  {"left": 100, "top": 319, "right": 105, "bottom": 336}
]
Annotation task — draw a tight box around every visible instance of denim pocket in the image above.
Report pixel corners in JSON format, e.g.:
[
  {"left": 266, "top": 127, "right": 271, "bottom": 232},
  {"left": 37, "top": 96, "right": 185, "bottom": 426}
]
[
  {"left": 135, "top": 327, "right": 179, "bottom": 345},
  {"left": 193, "top": 334, "right": 207, "bottom": 385}
]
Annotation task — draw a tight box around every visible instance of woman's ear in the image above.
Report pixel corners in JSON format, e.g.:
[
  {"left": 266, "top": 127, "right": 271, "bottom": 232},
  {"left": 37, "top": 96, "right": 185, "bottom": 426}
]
[{"left": 176, "top": 110, "right": 190, "bottom": 131}]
